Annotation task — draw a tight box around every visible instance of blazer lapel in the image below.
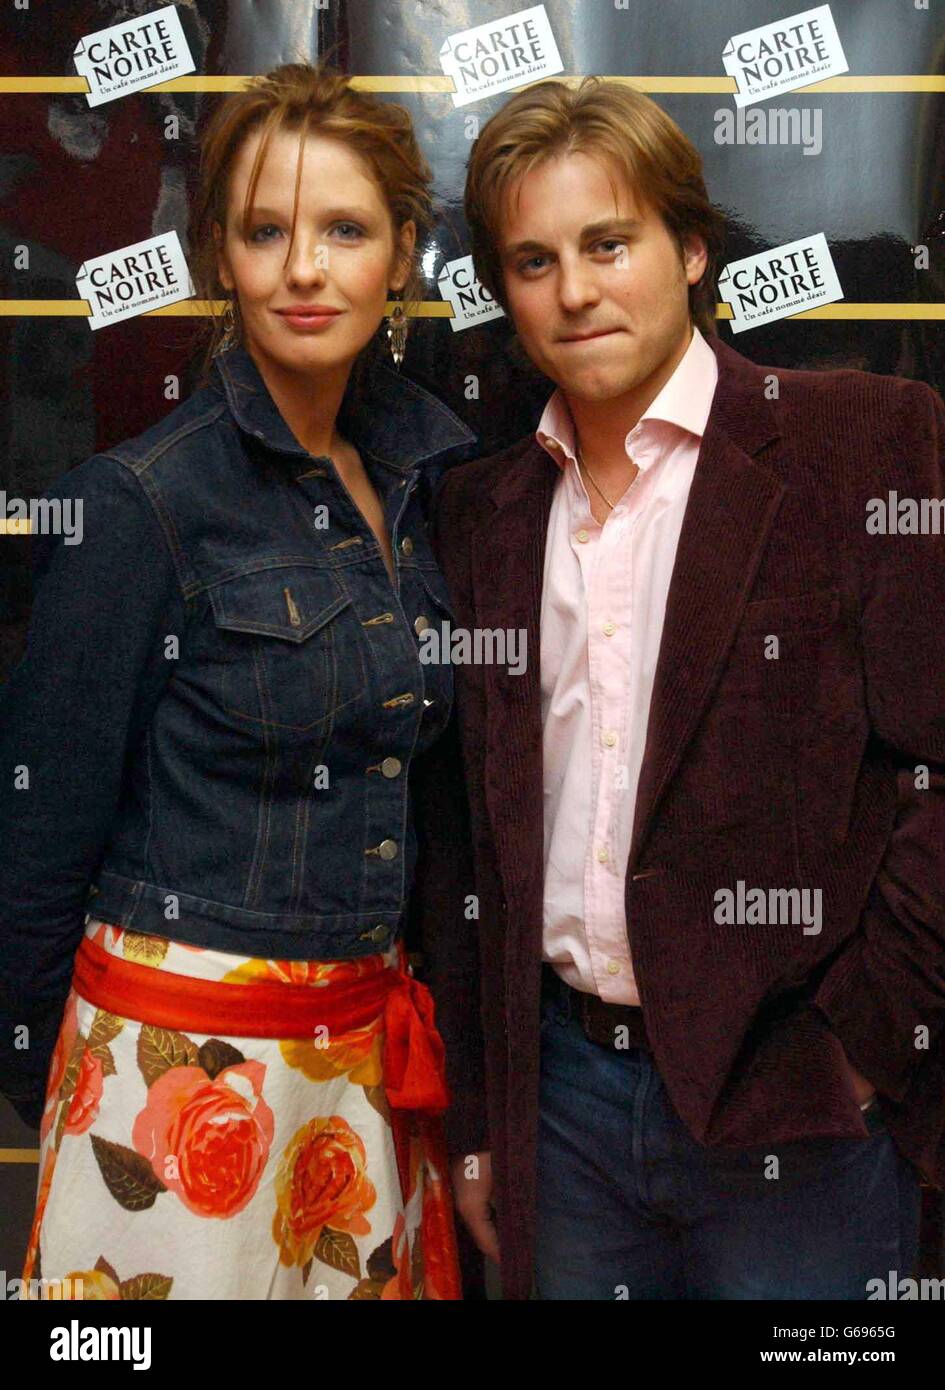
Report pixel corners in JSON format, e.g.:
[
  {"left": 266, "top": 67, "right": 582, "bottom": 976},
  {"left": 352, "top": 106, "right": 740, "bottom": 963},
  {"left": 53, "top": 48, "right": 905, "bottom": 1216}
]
[
  {"left": 469, "top": 442, "right": 557, "bottom": 925},
  {"left": 628, "top": 339, "right": 785, "bottom": 870}
]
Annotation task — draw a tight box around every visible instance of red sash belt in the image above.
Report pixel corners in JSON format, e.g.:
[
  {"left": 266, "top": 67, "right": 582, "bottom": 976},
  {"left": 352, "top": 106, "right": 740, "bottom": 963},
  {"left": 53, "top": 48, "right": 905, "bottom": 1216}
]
[{"left": 73, "top": 935, "right": 449, "bottom": 1114}]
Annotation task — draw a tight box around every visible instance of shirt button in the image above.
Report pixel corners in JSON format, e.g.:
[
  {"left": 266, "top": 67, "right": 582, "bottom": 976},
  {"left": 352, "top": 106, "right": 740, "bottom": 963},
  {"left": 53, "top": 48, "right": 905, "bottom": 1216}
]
[
  {"left": 602, "top": 730, "right": 617, "bottom": 747},
  {"left": 576, "top": 529, "right": 589, "bottom": 543},
  {"left": 414, "top": 614, "right": 431, "bottom": 634},
  {"left": 606, "top": 960, "right": 621, "bottom": 976},
  {"left": 378, "top": 838, "right": 399, "bottom": 861},
  {"left": 603, "top": 621, "right": 616, "bottom": 636},
  {"left": 596, "top": 846, "right": 609, "bottom": 864},
  {"left": 400, "top": 537, "right": 414, "bottom": 556},
  {"left": 381, "top": 756, "right": 402, "bottom": 778}
]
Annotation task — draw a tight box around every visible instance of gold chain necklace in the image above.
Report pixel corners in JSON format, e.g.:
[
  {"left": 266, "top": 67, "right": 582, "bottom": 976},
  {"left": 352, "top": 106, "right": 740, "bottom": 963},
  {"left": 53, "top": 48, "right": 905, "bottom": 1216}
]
[{"left": 576, "top": 443, "right": 615, "bottom": 511}]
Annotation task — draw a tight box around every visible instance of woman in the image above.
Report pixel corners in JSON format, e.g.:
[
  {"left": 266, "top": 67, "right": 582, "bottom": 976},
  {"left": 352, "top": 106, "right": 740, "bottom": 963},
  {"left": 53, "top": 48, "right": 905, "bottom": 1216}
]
[{"left": 0, "top": 61, "right": 476, "bottom": 1300}]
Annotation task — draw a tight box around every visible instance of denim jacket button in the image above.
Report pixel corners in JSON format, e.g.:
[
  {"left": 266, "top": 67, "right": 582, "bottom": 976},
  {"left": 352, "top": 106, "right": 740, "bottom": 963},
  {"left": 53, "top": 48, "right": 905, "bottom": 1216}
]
[
  {"left": 414, "top": 614, "right": 431, "bottom": 634},
  {"left": 377, "top": 838, "right": 398, "bottom": 861},
  {"left": 380, "top": 757, "right": 402, "bottom": 778},
  {"left": 400, "top": 536, "right": 414, "bottom": 556},
  {"left": 359, "top": 923, "right": 388, "bottom": 943}
]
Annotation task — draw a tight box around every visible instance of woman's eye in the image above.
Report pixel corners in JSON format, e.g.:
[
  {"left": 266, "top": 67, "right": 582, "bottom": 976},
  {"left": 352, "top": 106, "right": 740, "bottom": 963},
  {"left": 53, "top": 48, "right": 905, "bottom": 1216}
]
[
  {"left": 250, "top": 224, "right": 281, "bottom": 243},
  {"left": 332, "top": 222, "right": 365, "bottom": 240},
  {"left": 597, "top": 239, "right": 626, "bottom": 256},
  {"left": 519, "top": 255, "right": 549, "bottom": 274}
]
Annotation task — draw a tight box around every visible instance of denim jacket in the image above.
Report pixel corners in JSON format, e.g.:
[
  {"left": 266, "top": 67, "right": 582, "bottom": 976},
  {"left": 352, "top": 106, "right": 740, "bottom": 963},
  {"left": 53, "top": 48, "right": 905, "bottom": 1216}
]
[{"left": 0, "top": 341, "right": 475, "bottom": 1122}]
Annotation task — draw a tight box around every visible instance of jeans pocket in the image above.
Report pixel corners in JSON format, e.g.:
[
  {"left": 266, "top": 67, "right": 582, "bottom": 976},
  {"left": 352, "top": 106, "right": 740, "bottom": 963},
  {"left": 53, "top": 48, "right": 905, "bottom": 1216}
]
[{"left": 539, "top": 995, "right": 557, "bottom": 1036}]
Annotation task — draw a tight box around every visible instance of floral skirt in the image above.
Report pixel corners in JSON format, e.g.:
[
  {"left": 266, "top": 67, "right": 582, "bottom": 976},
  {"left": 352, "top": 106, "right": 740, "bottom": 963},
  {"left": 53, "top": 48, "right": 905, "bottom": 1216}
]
[{"left": 21, "top": 917, "right": 461, "bottom": 1300}]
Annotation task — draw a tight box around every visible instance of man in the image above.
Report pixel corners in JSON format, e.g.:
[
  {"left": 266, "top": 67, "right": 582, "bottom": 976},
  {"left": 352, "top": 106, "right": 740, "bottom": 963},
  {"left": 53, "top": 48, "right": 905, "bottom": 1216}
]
[{"left": 411, "top": 76, "right": 945, "bottom": 1299}]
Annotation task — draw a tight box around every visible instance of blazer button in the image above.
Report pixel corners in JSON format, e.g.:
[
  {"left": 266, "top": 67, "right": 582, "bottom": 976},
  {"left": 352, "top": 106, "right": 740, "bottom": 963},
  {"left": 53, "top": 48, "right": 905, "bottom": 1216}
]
[
  {"left": 400, "top": 536, "right": 414, "bottom": 556},
  {"left": 381, "top": 757, "right": 402, "bottom": 778},
  {"left": 378, "top": 838, "right": 398, "bottom": 860},
  {"left": 414, "top": 614, "right": 431, "bottom": 634}
]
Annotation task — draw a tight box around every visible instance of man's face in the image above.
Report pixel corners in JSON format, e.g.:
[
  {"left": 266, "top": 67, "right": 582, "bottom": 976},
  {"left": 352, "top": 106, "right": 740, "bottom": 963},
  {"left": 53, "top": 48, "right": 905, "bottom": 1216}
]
[{"left": 497, "top": 151, "right": 707, "bottom": 403}]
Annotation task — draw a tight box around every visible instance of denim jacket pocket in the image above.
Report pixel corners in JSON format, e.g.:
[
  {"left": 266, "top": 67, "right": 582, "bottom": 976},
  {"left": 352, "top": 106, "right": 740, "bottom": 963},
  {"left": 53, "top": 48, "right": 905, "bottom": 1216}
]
[{"left": 209, "top": 564, "right": 367, "bottom": 734}]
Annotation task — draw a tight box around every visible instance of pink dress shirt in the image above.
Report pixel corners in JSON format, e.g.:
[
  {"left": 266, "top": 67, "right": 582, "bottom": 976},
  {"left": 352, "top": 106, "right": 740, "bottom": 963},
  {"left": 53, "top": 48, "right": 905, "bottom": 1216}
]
[{"left": 537, "top": 325, "right": 719, "bottom": 1003}]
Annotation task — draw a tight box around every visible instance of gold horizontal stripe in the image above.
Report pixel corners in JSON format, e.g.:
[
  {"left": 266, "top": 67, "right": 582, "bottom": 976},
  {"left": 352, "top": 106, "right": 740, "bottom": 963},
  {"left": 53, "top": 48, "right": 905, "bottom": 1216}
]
[
  {"left": 0, "top": 1148, "right": 39, "bottom": 1163},
  {"left": 0, "top": 299, "right": 455, "bottom": 318},
  {"left": 3, "top": 301, "right": 945, "bottom": 322},
  {"left": 577, "top": 75, "right": 945, "bottom": 93},
  {"left": 0, "top": 75, "right": 457, "bottom": 95},
  {"left": 2, "top": 74, "right": 945, "bottom": 95},
  {"left": 713, "top": 303, "right": 945, "bottom": 320}
]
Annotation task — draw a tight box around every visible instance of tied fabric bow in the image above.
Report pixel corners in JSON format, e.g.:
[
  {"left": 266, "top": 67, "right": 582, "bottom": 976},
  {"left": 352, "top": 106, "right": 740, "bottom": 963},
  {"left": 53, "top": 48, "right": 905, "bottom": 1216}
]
[{"left": 382, "top": 968, "right": 450, "bottom": 1113}]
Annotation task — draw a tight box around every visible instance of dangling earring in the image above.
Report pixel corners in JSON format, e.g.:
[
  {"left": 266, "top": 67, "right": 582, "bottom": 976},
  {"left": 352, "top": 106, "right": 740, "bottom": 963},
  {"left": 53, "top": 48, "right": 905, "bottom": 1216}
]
[
  {"left": 213, "top": 295, "right": 240, "bottom": 357},
  {"left": 386, "top": 291, "right": 408, "bottom": 368}
]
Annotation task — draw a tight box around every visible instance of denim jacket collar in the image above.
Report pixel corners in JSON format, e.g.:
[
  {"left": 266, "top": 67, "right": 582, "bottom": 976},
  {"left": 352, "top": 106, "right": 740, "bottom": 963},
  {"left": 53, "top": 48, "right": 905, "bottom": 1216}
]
[{"left": 211, "top": 341, "right": 476, "bottom": 475}]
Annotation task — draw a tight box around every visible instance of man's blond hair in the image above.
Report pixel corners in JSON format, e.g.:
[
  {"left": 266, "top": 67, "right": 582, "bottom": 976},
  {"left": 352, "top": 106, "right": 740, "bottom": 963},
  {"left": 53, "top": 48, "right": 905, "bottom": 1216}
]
[{"left": 464, "top": 77, "right": 727, "bottom": 336}]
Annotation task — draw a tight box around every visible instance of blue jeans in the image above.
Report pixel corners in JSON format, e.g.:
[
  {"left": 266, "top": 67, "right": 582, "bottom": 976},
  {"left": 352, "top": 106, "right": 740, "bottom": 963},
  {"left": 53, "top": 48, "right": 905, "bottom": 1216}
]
[{"left": 535, "top": 978, "right": 923, "bottom": 1299}]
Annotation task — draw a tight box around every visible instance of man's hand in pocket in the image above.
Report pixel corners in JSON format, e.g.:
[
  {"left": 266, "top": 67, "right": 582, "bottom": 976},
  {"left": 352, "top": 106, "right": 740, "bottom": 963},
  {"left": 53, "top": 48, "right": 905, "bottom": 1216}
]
[{"left": 844, "top": 1055, "right": 877, "bottom": 1109}]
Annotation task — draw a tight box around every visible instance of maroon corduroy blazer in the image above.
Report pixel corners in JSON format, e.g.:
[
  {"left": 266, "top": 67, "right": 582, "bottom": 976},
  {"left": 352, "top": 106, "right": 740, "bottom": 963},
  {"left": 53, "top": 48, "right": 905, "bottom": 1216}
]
[{"left": 409, "top": 332, "right": 945, "bottom": 1300}]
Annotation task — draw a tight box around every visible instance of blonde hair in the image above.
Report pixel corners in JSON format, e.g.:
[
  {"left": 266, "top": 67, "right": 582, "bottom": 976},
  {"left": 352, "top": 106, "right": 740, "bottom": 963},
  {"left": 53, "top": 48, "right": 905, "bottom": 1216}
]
[
  {"left": 188, "top": 59, "right": 434, "bottom": 380},
  {"left": 464, "top": 77, "right": 726, "bottom": 336}
]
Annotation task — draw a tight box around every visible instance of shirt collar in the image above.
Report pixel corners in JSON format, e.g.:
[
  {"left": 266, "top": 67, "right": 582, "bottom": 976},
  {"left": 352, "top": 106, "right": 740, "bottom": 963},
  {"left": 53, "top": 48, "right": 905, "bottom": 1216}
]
[
  {"left": 211, "top": 341, "right": 476, "bottom": 475},
  {"left": 535, "top": 324, "right": 719, "bottom": 472}
]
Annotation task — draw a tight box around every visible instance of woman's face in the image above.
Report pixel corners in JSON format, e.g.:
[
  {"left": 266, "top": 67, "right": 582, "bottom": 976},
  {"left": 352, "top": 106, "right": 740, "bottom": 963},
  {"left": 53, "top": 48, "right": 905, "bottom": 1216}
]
[{"left": 214, "top": 127, "right": 415, "bottom": 377}]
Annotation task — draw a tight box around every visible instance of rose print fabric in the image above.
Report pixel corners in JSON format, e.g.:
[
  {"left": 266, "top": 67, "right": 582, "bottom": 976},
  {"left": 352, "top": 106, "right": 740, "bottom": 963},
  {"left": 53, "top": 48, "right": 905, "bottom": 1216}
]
[{"left": 21, "top": 917, "right": 461, "bottom": 1300}]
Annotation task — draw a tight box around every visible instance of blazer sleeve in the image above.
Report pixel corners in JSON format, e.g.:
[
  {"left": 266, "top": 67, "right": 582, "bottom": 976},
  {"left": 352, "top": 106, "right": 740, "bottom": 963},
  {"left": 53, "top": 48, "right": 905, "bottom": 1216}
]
[
  {"left": 0, "top": 455, "right": 186, "bottom": 1126},
  {"left": 812, "top": 378, "right": 945, "bottom": 1102},
  {"left": 409, "top": 465, "right": 491, "bottom": 1156}
]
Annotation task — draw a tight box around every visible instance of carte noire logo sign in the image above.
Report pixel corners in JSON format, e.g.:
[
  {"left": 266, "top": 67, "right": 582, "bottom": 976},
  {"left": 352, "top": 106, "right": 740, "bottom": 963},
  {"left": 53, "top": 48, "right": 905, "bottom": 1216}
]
[
  {"left": 439, "top": 5, "right": 563, "bottom": 109},
  {"left": 74, "top": 4, "right": 195, "bottom": 108},
  {"left": 437, "top": 255, "right": 505, "bottom": 331},
  {"left": 717, "top": 233, "right": 842, "bottom": 333},
  {"left": 76, "top": 231, "right": 194, "bottom": 330},
  {"left": 722, "top": 5, "right": 848, "bottom": 108}
]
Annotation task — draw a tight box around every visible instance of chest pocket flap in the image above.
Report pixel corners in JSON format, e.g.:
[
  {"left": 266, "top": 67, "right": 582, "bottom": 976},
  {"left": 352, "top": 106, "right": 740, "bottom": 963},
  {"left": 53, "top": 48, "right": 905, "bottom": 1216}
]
[
  {"left": 208, "top": 564, "right": 365, "bottom": 733},
  {"left": 210, "top": 566, "right": 352, "bottom": 641}
]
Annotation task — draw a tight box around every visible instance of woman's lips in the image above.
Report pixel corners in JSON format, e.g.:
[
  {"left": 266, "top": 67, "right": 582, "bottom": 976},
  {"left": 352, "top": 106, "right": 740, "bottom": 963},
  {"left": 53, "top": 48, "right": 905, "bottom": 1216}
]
[{"left": 276, "top": 310, "right": 342, "bottom": 331}]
